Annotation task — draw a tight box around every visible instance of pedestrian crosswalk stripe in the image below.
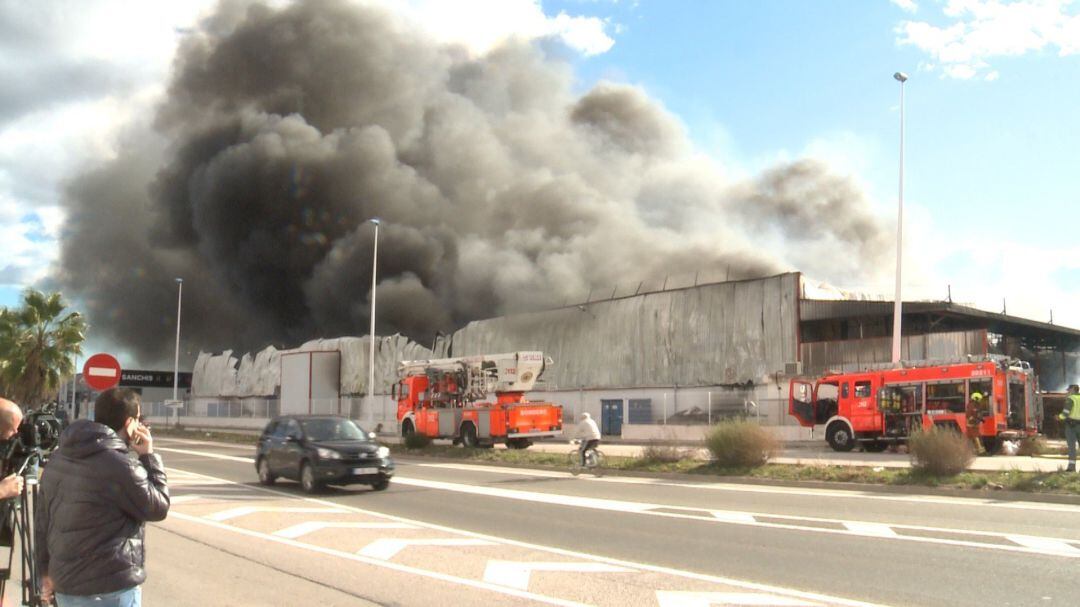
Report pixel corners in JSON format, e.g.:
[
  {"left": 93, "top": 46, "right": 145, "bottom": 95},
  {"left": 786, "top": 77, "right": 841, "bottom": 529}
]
[
  {"left": 482, "top": 560, "right": 634, "bottom": 590},
  {"left": 206, "top": 506, "right": 349, "bottom": 521},
  {"left": 274, "top": 521, "right": 418, "bottom": 539},
  {"left": 358, "top": 538, "right": 496, "bottom": 560}
]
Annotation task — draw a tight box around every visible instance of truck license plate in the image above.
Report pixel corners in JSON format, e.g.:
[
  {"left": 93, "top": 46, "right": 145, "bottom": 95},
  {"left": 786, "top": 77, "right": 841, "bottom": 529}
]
[{"left": 352, "top": 467, "right": 377, "bottom": 475}]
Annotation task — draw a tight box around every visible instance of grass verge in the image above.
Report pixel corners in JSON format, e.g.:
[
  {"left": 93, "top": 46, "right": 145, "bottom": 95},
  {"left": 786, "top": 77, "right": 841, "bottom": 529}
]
[
  {"left": 388, "top": 444, "right": 1080, "bottom": 496},
  {"left": 152, "top": 428, "right": 1080, "bottom": 497}
]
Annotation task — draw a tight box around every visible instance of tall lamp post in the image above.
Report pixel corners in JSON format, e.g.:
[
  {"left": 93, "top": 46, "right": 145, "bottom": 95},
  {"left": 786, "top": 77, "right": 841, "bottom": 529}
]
[
  {"left": 173, "top": 277, "right": 183, "bottom": 427},
  {"left": 367, "top": 219, "right": 380, "bottom": 423},
  {"left": 891, "top": 71, "right": 908, "bottom": 365}
]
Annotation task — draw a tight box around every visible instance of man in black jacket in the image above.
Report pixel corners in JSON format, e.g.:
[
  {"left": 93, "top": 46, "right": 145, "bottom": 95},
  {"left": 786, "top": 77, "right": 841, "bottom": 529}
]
[{"left": 36, "top": 388, "right": 169, "bottom": 606}]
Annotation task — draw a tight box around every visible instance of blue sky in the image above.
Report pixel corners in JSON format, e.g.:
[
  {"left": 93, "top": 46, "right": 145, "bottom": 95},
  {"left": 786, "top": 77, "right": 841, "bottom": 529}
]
[
  {"left": 1, "top": 0, "right": 1078, "bottom": 339},
  {"left": 548, "top": 0, "right": 1079, "bottom": 322}
]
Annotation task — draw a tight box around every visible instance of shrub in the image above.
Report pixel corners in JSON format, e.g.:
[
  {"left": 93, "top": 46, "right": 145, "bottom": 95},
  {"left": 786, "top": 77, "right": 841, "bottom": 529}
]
[
  {"left": 403, "top": 432, "right": 432, "bottom": 450},
  {"left": 908, "top": 427, "right": 974, "bottom": 476},
  {"left": 1016, "top": 435, "right": 1046, "bottom": 457},
  {"left": 640, "top": 442, "right": 686, "bottom": 464},
  {"left": 705, "top": 419, "right": 778, "bottom": 468}
]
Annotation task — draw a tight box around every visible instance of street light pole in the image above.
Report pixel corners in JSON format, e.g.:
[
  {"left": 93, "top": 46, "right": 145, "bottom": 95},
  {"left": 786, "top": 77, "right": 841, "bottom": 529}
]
[
  {"left": 891, "top": 71, "right": 908, "bottom": 365},
  {"left": 367, "top": 219, "right": 380, "bottom": 423},
  {"left": 173, "top": 278, "right": 183, "bottom": 428}
]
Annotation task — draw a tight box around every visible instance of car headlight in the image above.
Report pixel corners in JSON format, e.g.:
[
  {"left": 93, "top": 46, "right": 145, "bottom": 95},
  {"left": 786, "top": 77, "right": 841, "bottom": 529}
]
[
  {"left": 316, "top": 448, "right": 341, "bottom": 460},
  {"left": 376, "top": 446, "right": 390, "bottom": 459}
]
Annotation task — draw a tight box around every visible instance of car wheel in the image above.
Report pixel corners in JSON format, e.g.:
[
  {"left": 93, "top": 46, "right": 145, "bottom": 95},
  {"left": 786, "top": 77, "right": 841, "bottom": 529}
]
[
  {"left": 257, "top": 457, "right": 276, "bottom": 486},
  {"left": 371, "top": 479, "right": 390, "bottom": 491},
  {"left": 300, "top": 462, "right": 322, "bottom": 494}
]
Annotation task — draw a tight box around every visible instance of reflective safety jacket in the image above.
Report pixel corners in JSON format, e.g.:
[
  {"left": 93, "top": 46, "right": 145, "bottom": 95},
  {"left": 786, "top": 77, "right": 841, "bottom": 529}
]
[{"left": 1059, "top": 394, "right": 1080, "bottom": 423}]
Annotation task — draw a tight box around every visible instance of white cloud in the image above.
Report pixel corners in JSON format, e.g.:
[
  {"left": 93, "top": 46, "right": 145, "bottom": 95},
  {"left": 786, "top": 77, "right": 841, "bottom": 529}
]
[
  {"left": 0, "top": 202, "right": 59, "bottom": 287},
  {"left": 891, "top": 0, "right": 920, "bottom": 14},
  {"left": 896, "top": 0, "right": 1080, "bottom": 79},
  {"left": 387, "top": 0, "right": 615, "bottom": 56}
]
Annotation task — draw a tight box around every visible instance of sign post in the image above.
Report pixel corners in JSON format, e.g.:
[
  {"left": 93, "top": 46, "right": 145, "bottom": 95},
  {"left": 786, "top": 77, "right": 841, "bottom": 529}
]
[
  {"left": 163, "top": 399, "right": 184, "bottom": 429},
  {"left": 82, "top": 354, "right": 122, "bottom": 392}
]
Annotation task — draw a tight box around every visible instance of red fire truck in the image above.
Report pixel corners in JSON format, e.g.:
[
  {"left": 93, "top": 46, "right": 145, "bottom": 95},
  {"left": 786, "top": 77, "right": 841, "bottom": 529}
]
[
  {"left": 393, "top": 351, "right": 563, "bottom": 449},
  {"left": 789, "top": 357, "right": 1041, "bottom": 452}
]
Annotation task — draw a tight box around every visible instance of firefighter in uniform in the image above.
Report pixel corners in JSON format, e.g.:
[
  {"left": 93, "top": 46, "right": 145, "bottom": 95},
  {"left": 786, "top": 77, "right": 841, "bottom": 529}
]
[
  {"left": 966, "top": 392, "right": 988, "bottom": 454},
  {"left": 1057, "top": 385, "right": 1080, "bottom": 472}
]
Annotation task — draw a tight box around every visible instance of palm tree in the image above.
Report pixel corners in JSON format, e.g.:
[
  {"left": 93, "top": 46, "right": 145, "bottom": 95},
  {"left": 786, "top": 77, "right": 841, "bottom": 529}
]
[{"left": 0, "top": 290, "right": 87, "bottom": 408}]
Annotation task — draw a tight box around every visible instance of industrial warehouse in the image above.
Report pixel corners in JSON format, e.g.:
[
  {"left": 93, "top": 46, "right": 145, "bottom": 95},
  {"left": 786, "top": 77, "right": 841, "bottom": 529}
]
[{"left": 186, "top": 271, "right": 1080, "bottom": 440}]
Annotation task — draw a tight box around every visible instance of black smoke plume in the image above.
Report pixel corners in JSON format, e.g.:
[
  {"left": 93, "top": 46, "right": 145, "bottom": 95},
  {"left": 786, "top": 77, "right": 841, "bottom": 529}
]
[{"left": 57, "top": 0, "right": 890, "bottom": 365}]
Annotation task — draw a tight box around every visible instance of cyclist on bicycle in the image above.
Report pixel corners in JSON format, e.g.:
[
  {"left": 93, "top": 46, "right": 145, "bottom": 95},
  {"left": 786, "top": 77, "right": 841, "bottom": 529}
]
[{"left": 576, "top": 412, "right": 601, "bottom": 466}]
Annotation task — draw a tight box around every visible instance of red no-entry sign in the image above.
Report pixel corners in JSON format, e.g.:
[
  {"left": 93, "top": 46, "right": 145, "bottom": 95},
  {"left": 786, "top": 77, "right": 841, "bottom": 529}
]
[{"left": 83, "top": 353, "right": 122, "bottom": 391}]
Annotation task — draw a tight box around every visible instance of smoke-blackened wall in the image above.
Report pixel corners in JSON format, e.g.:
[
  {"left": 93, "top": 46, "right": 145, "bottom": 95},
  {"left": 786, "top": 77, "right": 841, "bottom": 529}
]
[{"left": 56, "top": 0, "right": 891, "bottom": 365}]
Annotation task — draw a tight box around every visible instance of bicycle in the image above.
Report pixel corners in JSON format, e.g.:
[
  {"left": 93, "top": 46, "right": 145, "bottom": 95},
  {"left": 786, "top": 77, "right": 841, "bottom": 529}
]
[{"left": 568, "top": 439, "right": 604, "bottom": 476}]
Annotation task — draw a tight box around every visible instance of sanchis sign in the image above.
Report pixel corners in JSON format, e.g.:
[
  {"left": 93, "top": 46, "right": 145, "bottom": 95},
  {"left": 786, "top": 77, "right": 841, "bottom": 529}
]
[{"left": 120, "top": 370, "right": 192, "bottom": 388}]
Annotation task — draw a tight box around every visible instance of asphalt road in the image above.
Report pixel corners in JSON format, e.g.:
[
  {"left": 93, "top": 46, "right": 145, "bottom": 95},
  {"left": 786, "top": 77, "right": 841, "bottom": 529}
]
[{"left": 13, "top": 438, "right": 1076, "bottom": 606}]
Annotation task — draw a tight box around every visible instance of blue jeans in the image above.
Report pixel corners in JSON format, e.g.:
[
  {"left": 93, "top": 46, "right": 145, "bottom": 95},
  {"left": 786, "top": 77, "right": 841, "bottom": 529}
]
[{"left": 56, "top": 586, "right": 141, "bottom": 607}]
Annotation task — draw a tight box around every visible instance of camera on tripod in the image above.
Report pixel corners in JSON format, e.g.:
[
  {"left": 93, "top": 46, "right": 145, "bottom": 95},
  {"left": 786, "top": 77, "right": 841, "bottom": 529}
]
[
  {"left": 0, "top": 403, "right": 64, "bottom": 606},
  {"left": 1, "top": 406, "right": 63, "bottom": 480}
]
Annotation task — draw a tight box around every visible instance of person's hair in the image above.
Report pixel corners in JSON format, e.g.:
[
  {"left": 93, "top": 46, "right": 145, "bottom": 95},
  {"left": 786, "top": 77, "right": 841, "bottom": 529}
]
[{"left": 94, "top": 388, "right": 141, "bottom": 434}]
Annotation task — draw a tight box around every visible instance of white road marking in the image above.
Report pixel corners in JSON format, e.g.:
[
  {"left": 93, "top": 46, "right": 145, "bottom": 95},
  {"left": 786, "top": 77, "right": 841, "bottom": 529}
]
[
  {"left": 206, "top": 506, "right": 349, "bottom": 521},
  {"left": 842, "top": 522, "right": 898, "bottom": 538},
  {"left": 170, "top": 479, "right": 243, "bottom": 486},
  {"left": 157, "top": 446, "right": 254, "bottom": 463},
  {"left": 158, "top": 437, "right": 257, "bottom": 450},
  {"left": 275, "top": 521, "right": 417, "bottom": 539},
  {"left": 358, "top": 538, "right": 497, "bottom": 560},
  {"left": 410, "top": 461, "right": 1080, "bottom": 514},
  {"left": 392, "top": 476, "right": 1080, "bottom": 559},
  {"left": 166, "top": 467, "right": 886, "bottom": 607},
  {"left": 172, "top": 494, "right": 269, "bottom": 504},
  {"left": 656, "top": 591, "right": 821, "bottom": 606},
  {"left": 482, "top": 560, "right": 634, "bottom": 590},
  {"left": 711, "top": 511, "right": 757, "bottom": 524},
  {"left": 1006, "top": 535, "right": 1080, "bottom": 556},
  {"left": 168, "top": 511, "right": 590, "bottom": 607}
]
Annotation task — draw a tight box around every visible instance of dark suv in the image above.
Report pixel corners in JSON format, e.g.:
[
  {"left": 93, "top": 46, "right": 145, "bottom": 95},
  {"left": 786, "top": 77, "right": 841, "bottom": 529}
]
[{"left": 256, "top": 415, "right": 394, "bottom": 493}]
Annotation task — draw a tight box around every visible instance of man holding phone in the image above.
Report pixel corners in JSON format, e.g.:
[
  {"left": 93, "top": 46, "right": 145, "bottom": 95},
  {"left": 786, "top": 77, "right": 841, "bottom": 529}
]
[{"left": 35, "top": 388, "right": 169, "bottom": 606}]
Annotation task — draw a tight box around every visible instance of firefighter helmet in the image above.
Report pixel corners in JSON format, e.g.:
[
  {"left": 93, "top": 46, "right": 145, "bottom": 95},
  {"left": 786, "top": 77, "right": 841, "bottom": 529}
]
[{"left": 971, "top": 392, "right": 983, "bottom": 402}]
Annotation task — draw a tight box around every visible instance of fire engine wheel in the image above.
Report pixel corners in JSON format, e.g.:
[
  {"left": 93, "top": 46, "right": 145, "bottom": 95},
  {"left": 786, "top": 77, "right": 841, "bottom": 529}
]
[
  {"left": 863, "top": 441, "right": 888, "bottom": 453},
  {"left": 826, "top": 423, "right": 856, "bottom": 452},
  {"left": 461, "top": 423, "right": 479, "bottom": 448},
  {"left": 980, "top": 437, "right": 999, "bottom": 455},
  {"left": 401, "top": 419, "right": 415, "bottom": 438},
  {"left": 506, "top": 438, "right": 532, "bottom": 450}
]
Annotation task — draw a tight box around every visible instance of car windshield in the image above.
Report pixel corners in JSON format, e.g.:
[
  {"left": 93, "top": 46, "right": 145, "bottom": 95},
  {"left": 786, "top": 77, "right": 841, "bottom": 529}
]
[{"left": 300, "top": 418, "right": 367, "bottom": 441}]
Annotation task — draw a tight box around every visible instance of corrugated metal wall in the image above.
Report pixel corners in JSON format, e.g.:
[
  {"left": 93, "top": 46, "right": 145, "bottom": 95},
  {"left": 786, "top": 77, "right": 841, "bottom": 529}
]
[
  {"left": 449, "top": 273, "right": 800, "bottom": 389},
  {"left": 799, "top": 329, "right": 986, "bottom": 375}
]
